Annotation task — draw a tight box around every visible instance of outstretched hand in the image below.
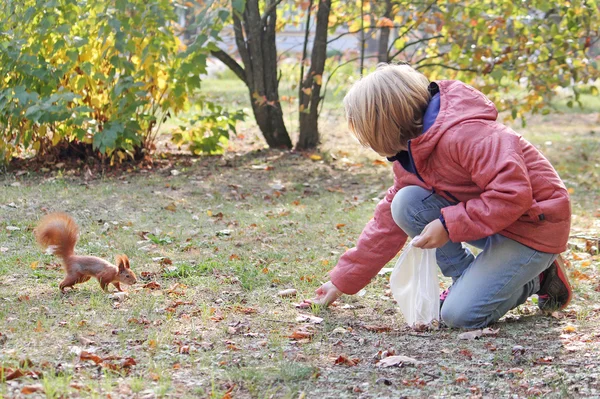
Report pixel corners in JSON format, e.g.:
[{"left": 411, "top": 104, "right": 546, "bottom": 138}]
[
  {"left": 307, "top": 281, "right": 343, "bottom": 307},
  {"left": 411, "top": 219, "right": 450, "bottom": 249}
]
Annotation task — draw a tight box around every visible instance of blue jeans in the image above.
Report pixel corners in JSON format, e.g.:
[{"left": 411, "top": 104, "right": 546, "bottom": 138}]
[{"left": 391, "top": 186, "right": 557, "bottom": 329}]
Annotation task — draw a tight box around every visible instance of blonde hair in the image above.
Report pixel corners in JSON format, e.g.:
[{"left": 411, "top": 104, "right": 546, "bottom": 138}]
[{"left": 343, "top": 63, "right": 431, "bottom": 156}]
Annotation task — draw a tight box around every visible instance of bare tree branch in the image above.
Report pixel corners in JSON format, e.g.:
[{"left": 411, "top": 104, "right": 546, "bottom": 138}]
[
  {"left": 318, "top": 55, "right": 380, "bottom": 115},
  {"left": 387, "top": 0, "right": 438, "bottom": 54},
  {"left": 261, "top": 0, "right": 284, "bottom": 25},
  {"left": 328, "top": 25, "right": 407, "bottom": 45},
  {"left": 299, "top": 0, "right": 314, "bottom": 105},
  {"left": 388, "top": 35, "right": 443, "bottom": 60},
  {"left": 210, "top": 49, "right": 246, "bottom": 84},
  {"left": 415, "top": 63, "right": 478, "bottom": 73}
]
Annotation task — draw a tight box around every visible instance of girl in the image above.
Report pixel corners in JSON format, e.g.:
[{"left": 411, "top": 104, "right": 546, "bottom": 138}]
[{"left": 310, "top": 64, "right": 572, "bottom": 329}]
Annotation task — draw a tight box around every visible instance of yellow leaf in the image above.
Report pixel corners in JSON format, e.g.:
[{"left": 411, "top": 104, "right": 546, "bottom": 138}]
[
  {"left": 580, "top": 260, "right": 591, "bottom": 267},
  {"left": 309, "top": 154, "right": 322, "bottom": 161},
  {"left": 207, "top": 210, "right": 213, "bottom": 217},
  {"left": 30, "top": 261, "right": 39, "bottom": 270},
  {"left": 567, "top": 187, "right": 575, "bottom": 194},
  {"left": 302, "top": 87, "right": 312, "bottom": 96},
  {"left": 314, "top": 74, "right": 322, "bottom": 85},
  {"left": 164, "top": 203, "right": 177, "bottom": 212},
  {"left": 321, "top": 260, "right": 329, "bottom": 266},
  {"left": 563, "top": 325, "right": 576, "bottom": 333},
  {"left": 34, "top": 320, "right": 44, "bottom": 332}
]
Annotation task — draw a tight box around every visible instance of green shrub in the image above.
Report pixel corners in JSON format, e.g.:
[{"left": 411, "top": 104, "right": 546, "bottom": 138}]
[{"left": 0, "top": 0, "right": 238, "bottom": 164}]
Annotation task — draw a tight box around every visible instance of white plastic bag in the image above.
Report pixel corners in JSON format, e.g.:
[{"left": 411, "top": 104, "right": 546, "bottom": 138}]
[{"left": 390, "top": 238, "right": 440, "bottom": 326}]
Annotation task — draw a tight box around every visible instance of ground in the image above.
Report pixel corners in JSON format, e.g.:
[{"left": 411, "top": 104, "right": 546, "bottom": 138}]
[{"left": 0, "top": 105, "right": 599, "bottom": 398}]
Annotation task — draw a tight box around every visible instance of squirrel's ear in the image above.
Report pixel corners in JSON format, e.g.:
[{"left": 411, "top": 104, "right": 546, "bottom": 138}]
[
  {"left": 123, "top": 255, "right": 130, "bottom": 269},
  {"left": 116, "top": 255, "right": 126, "bottom": 271}
]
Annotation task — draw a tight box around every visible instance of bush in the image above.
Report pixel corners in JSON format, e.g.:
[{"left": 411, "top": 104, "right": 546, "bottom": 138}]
[{"left": 0, "top": 0, "right": 234, "bottom": 164}]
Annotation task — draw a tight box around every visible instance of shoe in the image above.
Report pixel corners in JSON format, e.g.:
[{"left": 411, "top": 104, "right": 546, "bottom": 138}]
[
  {"left": 440, "top": 288, "right": 450, "bottom": 309},
  {"left": 537, "top": 255, "right": 572, "bottom": 311}
]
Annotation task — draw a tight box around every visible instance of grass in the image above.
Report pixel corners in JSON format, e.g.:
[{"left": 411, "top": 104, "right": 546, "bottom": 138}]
[{"left": 1, "top": 91, "right": 599, "bottom": 397}]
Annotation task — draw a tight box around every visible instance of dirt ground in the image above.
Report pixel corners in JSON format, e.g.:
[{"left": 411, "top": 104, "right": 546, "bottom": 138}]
[{"left": 0, "top": 111, "right": 599, "bottom": 398}]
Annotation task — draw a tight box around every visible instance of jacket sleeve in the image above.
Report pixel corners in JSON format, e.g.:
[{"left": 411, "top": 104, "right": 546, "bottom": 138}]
[
  {"left": 441, "top": 129, "right": 533, "bottom": 243},
  {"left": 329, "top": 165, "right": 409, "bottom": 295}
]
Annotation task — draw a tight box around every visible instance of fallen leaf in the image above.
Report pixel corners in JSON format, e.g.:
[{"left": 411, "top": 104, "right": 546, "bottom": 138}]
[
  {"left": 331, "top": 327, "right": 348, "bottom": 335},
  {"left": 21, "top": 384, "right": 44, "bottom": 394},
  {"left": 5, "top": 369, "right": 25, "bottom": 380},
  {"left": 164, "top": 203, "right": 177, "bottom": 212},
  {"left": 294, "top": 301, "right": 311, "bottom": 309},
  {"left": 372, "top": 159, "right": 387, "bottom": 166},
  {"left": 363, "top": 325, "right": 391, "bottom": 333},
  {"left": 507, "top": 367, "right": 524, "bottom": 374},
  {"left": 34, "top": 320, "right": 44, "bottom": 333},
  {"left": 289, "top": 329, "right": 315, "bottom": 340},
  {"left": 296, "top": 314, "right": 323, "bottom": 324},
  {"left": 455, "top": 375, "right": 468, "bottom": 384},
  {"left": 122, "top": 358, "right": 136, "bottom": 368},
  {"left": 278, "top": 288, "right": 297, "bottom": 297},
  {"left": 458, "top": 330, "right": 483, "bottom": 340},
  {"left": 334, "top": 355, "right": 360, "bottom": 366},
  {"left": 80, "top": 351, "right": 103, "bottom": 364},
  {"left": 376, "top": 355, "right": 422, "bottom": 367},
  {"left": 482, "top": 328, "right": 499, "bottom": 337},
  {"left": 143, "top": 281, "right": 161, "bottom": 290},
  {"left": 335, "top": 223, "right": 346, "bottom": 229},
  {"left": 563, "top": 325, "right": 577, "bottom": 333}
]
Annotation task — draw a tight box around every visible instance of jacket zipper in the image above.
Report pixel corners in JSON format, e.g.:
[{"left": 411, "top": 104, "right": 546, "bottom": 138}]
[{"left": 407, "top": 141, "right": 425, "bottom": 183}]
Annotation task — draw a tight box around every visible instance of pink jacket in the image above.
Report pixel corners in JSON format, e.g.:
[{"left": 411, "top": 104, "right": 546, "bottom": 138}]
[{"left": 330, "top": 80, "right": 571, "bottom": 295}]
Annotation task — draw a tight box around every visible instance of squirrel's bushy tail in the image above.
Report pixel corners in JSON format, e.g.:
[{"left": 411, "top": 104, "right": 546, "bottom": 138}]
[{"left": 34, "top": 213, "right": 79, "bottom": 260}]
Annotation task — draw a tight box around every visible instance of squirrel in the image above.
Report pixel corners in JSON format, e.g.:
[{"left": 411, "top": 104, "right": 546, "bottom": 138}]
[{"left": 34, "top": 212, "right": 137, "bottom": 292}]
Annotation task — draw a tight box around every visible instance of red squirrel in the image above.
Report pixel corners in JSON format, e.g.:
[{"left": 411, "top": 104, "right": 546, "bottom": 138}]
[{"left": 34, "top": 213, "right": 137, "bottom": 292}]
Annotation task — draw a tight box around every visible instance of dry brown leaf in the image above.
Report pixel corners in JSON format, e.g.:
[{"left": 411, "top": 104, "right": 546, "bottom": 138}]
[
  {"left": 21, "top": 384, "right": 44, "bottom": 394},
  {"left": 363, "top": 325, "right": 392, "bottom": 333},
  {"left": 334, "top": 355, "right": 360, "bottom": 366},
  {"left": 34, "top": 320, "right": 44, "bottom": 332},
  {"left": 121, "top": 358, "right": 136, "bottom": 368},
  {"left": 143, "top": 281, "right": 161, "bottom": 290},
  {"left": 5, "top": 368, "right": 24, "bottom": 380},
  {"left": 289, "top": 329, "right": 314, "bottom": 340},
  {"left": 80, "top": 351, "right": 103, "bottom": 365}
]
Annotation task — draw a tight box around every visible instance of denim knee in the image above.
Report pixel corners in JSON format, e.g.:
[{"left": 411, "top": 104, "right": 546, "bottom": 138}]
[
  {"left": 440, "top": 301, "right": 489, "bottom": 329},
  {"left": 391, "top": 186, "right": 428, "bottom": 232}
]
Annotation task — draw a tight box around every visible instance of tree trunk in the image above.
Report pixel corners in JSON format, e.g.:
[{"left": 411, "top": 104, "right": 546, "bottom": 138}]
[
  {"left": 296, "top": 0, "right": 331, "bottom": 150},
  {"left": 378, "top": 0, "right": 392, "bottom": 63},
  {"left": 211, "top": 0, "right": 292, "bottom": 149}
]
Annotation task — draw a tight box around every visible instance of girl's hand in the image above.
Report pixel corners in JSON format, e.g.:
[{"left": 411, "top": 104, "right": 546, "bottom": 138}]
[
  {"left": 411, "top": 219, "right": 450, "bottom": 249},
  {"left": 308, "top": 281, "right": 343, "bottom": 307}
]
